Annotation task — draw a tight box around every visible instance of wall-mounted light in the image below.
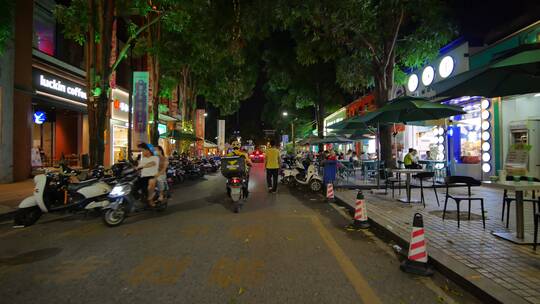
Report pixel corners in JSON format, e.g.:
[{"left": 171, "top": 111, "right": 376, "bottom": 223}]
[
  {"left": 421, "top": 66, "right": 435, "bottom": 86},
  {"left": 482, "top": 131, "right": 490, "bottom": 141},
  {"left": 482, "top": 142, "right": 491, "bottom": 152},
  {"left": 438, "top": 56, "right": 454, "bottom": 78},
  {"left": 482, "top": 163, "right": 491, "bottom": 173},
  {"left": 481, "top": 121, "right": 490, "bottom": 131},
  {"left": 407, "top": 74, "right": 419, "bottom": 92}
]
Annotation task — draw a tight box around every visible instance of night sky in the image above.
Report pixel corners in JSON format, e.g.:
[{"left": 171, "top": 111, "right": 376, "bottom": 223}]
[{"left": 207, "top": 1, "right": 540, "bottom": 143}]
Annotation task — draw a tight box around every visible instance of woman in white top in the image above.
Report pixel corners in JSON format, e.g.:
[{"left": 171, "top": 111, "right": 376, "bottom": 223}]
[
  {"left": 137, "top": 143, "right": 160, "bottom": 207},
  {"left": 155, "top": 145, "right": 169, "bottom": 201}
]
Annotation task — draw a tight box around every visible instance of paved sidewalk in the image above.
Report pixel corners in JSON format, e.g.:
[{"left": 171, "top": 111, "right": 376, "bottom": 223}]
[
  {"left": 335, "top": 185, "right": 540, "bottom": 304},
  {"left": 0, "top": 179, "right": 33, "bottom": 215}
]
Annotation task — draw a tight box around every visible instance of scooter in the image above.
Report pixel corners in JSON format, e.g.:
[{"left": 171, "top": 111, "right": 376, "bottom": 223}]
[
  {"left": 14, "top": 166, "right": 113, "bottom": 227},
  {"left": 284, "top": 159, "right": 323, "bottom": 192},
  {"left": 221, "top": 156, "right": 249, "bottom": 213},
  {"left": 102, "top": 166, "right": 167, "bottom": 227}
]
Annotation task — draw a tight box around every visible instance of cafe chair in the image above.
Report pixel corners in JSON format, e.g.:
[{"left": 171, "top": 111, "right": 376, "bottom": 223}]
[
  {"left": 413, "top": 171, "right": 440, "bottom": 208},
  {"left": 385, "top": 169, "right": 404, "bottom": 198},
  {"left": 501, "top": 176, "right": 539, "bottom": 228},
  {"left": 442, "top": 176, "right": 485, "bottom": 229}
]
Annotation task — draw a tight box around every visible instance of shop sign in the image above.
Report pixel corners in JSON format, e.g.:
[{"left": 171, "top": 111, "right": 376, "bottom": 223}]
[
  {"left": 132, "top": 72, "right": 149, "bottom": 148},
  {"left": 158, "top": 123, "right": 167, "bottom": 135},
  {"left": 33, "top": 69, "right": 87, "bottom": 102},
  {"left": 33, "top": 111, "right": 47, "bottom": 124}
]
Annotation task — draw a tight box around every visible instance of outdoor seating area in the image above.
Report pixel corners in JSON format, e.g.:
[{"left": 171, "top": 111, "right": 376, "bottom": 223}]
[{"left": 334, "top": 183, "right": 540, "bottom": 303}]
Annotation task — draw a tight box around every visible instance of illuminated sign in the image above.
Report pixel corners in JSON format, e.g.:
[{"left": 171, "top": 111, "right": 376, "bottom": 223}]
[
  {"left": 32, "top": 69, "right": 87, "bottom": 103},
  {"left": 158, "top": 123, "right": 167, "bottom": 135},
  {"left": 438, "top": 56, "right": 454, "bottom": 78},
  {"left": 407, "top": 74, "right": 419, "bottom": 92},
  {"left": 34, "top": 111, "right": 46, "bottom": 124}
]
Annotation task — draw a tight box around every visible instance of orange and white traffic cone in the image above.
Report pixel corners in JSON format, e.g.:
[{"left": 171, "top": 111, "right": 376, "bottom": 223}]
[
  {"left": 346, "top": 190, "right": 370, "bottom": 230},
  {"left": 400, "top": 213, "right": 434, "bottom": 276},
  {"left": 326, "top": 183, "right": 335, "bottom": 201}
]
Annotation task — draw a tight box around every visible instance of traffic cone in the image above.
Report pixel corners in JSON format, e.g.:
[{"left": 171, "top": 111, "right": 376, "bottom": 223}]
[
  {"left": 326, "top": 183, "right": 335, "bottom": 201},
  {"left": 346, "top": 190, "right": 370, "bottom": 230},
  {"left": 400, "top": 213, "right": 434, "bottom": 276}
]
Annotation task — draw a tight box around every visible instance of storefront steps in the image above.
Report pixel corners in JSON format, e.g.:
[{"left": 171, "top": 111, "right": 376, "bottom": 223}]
[{"left": 334, "top": 187, "right": 538, "bottom": 304}]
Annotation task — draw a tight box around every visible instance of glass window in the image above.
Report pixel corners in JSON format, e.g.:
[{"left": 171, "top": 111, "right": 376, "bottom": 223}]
[
  {"left": 33, "top": 0, "right": 56, "bottom": 56},
  {"left": 452, "top": 102, "right": 482, "bottom": 164}
]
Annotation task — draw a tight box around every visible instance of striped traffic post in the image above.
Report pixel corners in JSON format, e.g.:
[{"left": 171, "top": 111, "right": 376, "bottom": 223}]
[
  {"left": 326, "top": 183, "right": 335, "bottom": 201},
  {"left": 400, "top": 213, "right": 434, "bottom": 276},
  {"left": 346, "top": 190, "right": 370, "bottom": 230}
]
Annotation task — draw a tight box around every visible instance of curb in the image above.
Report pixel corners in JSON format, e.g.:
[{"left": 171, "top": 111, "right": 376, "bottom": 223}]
[
  {"left": 0, "top": 210, "right": 16, "bottom": 222},
  {"left": 334, "top": 192, "right": 529, "bottom": 304}
]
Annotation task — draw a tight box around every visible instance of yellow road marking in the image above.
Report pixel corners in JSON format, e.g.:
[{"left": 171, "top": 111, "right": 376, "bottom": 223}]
[{"left": 310, "top": 215, "right": 383, "bottom": 304}]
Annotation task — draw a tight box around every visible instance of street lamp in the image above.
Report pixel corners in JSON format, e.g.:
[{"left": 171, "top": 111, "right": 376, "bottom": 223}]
[{"left": 282, "top": 111, "right": 296, "bottom": 152}]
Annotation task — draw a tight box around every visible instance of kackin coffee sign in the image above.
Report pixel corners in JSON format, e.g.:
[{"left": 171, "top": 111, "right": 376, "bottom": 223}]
[{"left": 32, "top": 69, "right": 87, "bottom": 103}]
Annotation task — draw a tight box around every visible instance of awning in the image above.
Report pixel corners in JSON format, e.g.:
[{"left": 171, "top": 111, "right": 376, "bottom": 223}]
[
  {"left": 158, "top": 113, "right": 179, "bottom": 122},
  {"left": 160, "top": 130, "right": 202, "bottom": 141},
  {"left": 204, "top": 140, "right": 218, "bottom": 148},
  {"left": 432, "top": 44, "right": 540, "bottom": 98}
]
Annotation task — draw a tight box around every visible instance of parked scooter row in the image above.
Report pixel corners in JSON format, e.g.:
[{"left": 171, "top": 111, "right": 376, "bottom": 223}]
[{"left": 280, "top": 156, "right": 323, "bottom": 192}]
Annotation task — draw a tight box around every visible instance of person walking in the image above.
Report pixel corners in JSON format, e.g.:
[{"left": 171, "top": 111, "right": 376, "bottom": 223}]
[{"left": 265, "top": 139, "right": 281, "bottom": 193}]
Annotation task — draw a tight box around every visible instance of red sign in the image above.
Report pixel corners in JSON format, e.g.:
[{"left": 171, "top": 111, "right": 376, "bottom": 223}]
[{"left": 346, "top": 94, "right": 376, "bottom": 118}]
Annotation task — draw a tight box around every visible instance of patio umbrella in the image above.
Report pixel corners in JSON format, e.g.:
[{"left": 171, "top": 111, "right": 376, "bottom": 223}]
[
  {"left": 161, "top": 130, "right": 202, "bottom": 141},
  {"left": 310, "top": 135, "right": 353, "bottom": 145},
  {"left": 356, "top": 96, "right": 466, "bottom": 125},
  {"left": 432, "top": 44, "right": 540, "bottom": 98},
  {"left": 327, "top": 116, "right": 369, "bottom": 131},
  {"left": 297, "top": 135, "right": 320, "bottom": 146}
]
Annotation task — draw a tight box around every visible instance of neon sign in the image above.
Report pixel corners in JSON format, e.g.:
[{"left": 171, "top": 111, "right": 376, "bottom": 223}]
[{"left": 34, "top": 111, "right": 46, "bottom": 124}]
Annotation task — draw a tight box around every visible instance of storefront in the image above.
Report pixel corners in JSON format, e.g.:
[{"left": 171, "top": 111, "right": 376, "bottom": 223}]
[
  {"left": 109, "top": 88, "right": 130, "bottom": 165},
  {"left": 31, "top": 67, "right": 88, "bottom": 168}
]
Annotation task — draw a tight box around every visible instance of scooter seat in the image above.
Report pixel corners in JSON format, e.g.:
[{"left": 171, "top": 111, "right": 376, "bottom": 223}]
[{"left": 68, "top": 178, "right": 98, "bottom": 191}]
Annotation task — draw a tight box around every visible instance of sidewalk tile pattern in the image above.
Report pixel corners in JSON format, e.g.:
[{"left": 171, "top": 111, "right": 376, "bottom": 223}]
[{"left": 336, "top": 184, "right": 540, "bottom": 304}]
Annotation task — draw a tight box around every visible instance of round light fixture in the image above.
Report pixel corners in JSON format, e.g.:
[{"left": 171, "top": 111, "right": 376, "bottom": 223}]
[
  {"left": 481, "top": 121, "right": 491, "bottom": 131},
  {"left": 437, "top": 136, "right": 444, "bottom": 144},
  {"left": 482, "top": 131, "right": 490, "bottom": 141},
  {"left": 407, "top": 74, "right": 419, "bottom": 92},
  {"left": 439, "top": 56, "right": 455, "bottom": 78},
  {"left": 481, "top": 110, "right": 490, "bottom": 120},
  {"left": 482, "top": 142, "right": 491, "bottom": 152},
  {"left": 438, "top": 144, "right": 444, "bottom": 152},
  {"left": 436, "top": 155, "right": 444, "bottom": 161},
  {"left": 481, "top": 99, "right": 490, "bottom": 110},
  {"left": 438, "top": 127, "right": 444, "bottom": 135},
  {"left": 482, "top": 163, "right": 491, "bottom": 173},
  {"left": 482, "top": 153, "right": 491, "bottom": 162},
  {"left": 422, "top": 66, "right": 435, "bottom": 86}
]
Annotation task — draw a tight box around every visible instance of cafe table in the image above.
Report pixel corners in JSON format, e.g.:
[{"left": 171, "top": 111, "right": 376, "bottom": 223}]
[
  {"left": 482, "top": 180, "right": 540, "bottom": 244},
  {"left": 389, "top": 168, "right": 425, "bottom": 204}
]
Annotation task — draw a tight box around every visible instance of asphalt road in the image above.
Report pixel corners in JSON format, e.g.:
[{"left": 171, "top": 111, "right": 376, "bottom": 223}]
[{"left": 0, "top": 164, "right": 481, "bottom": 304}]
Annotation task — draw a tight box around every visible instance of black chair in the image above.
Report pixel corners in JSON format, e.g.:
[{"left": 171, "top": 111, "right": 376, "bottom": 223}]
[
  {"left": 413, "top": 172, "right": 440, "bottom": 208},
  {"left": 385, "top": 169, "right": 404, "bottom": 198},
  {"left": 443, "top": 176, "right": 485, "bottom": 229},
  {"left": 501, "top": 176, "right": 539, "bottom": 228}
]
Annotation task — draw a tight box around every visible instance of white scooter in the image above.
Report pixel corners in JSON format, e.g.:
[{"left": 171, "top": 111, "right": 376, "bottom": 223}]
[
  {"left": 282, "top": 159, "right": 323, "bottom": 192},
  {"left": 14, "top": 170, "right": 112, "bottom": 227}
]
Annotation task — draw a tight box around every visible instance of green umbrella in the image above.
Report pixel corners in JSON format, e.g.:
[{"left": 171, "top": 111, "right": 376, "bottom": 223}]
[
  {"left": 327, "top": 116, "right": 369, "bottom": 130},
  {"left": 433, "top": 44, "right": 540, "bottom": 98},
  {"left": 357, "top": 96, "right": 465, "bottom": 125},
  {"left": 297, "top": 135, "right": 320, "bottom": 145},
  {"left": 310, "top": 135, "right": 352, "bottom": 145}
]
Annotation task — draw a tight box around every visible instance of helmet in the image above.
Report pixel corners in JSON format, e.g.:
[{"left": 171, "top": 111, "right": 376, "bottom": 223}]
[{"left": 231, "top": 140, "right": 241, "bottom": 149}]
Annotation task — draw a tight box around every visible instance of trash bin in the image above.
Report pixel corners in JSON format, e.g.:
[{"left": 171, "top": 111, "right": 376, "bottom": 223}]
[{"left": 323, "top": 159, "right": 337, "bottom": 185}]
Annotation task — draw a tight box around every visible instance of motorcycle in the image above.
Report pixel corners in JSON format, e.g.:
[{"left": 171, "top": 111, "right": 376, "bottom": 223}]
[
  {"left": 14, "top": 165, "right": 114, "bottom": 227},
  {"left": 102, "top": 166, "right": 167, "bottom": 227},
  {"left": 221, "top": 156, "right": 249, "bottom": 213}
]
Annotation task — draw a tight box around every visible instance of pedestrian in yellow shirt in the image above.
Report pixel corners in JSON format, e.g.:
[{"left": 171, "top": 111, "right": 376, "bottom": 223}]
[{"left": 265, "top": 140, "right": 281, "bottom": 193}]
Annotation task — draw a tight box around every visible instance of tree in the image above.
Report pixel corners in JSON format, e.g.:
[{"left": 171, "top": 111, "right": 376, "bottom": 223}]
[
  {"left": 55, "top": 0, "right": 187, "bottom": 166},
  {"left": 278, "top": 0, "right": 454, "bottom": 166},
  {"left": 0, "top": 0, "right": 14, "bottom": 56},
  {"left": 262, "top": 32, "right": 347, "bottom": 144}
]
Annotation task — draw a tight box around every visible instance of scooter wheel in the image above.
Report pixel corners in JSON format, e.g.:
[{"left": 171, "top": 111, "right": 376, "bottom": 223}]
[
  {"left": 103, "top": 207, "right": 126, "bottom": 227},
  {"left": 13, "top": 206, "right": 42, "bottom": 227},
  {"left": 309, "top": 180, "right": 323, "bottom": 192}
]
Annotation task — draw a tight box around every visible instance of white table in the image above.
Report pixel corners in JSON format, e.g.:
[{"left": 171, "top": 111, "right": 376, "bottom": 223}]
[
  {"left": 389, "top": 168, "right": 425, "bottom": 204},
  {"left": 482, "top": 180, "right": 540, "bottom": 244}
]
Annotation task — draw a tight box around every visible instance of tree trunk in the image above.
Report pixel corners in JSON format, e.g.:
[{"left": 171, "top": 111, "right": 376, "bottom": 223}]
[
  {"left": 373, "top": 57, "right": 395, "bottom": 169},
  {"left": 316, "top": 98, "right": 325, "bottom": 152}
]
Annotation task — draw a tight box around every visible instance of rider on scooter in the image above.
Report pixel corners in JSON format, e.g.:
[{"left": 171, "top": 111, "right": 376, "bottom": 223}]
[
  {"left": 137, "top": 143, "right": 160, "bottom": 207},
  {"left": 227, "top": 140, "right": 252, "bottom": 196}
]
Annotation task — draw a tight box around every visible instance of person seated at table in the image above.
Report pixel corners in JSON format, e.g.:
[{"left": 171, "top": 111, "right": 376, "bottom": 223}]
[
  {"left": 423, "top": 151, "right": 433, "bottom": 160},
  {"left": 360, "top": 152, "right": 369, "bottom": 160},
  {"left": 404, "top": 148, "right": 422, "bottom": 169}
]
